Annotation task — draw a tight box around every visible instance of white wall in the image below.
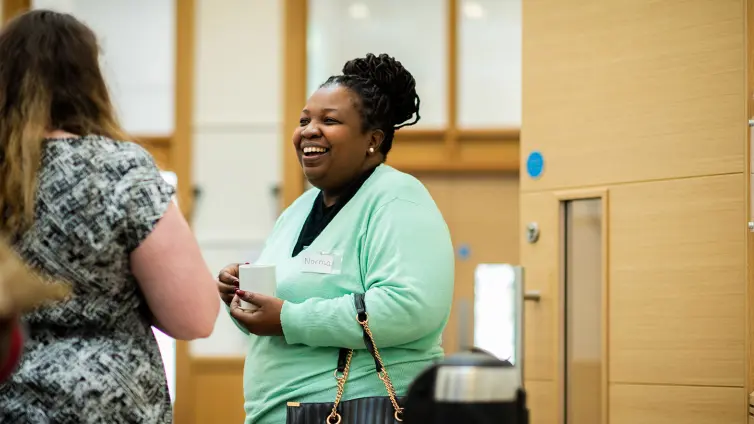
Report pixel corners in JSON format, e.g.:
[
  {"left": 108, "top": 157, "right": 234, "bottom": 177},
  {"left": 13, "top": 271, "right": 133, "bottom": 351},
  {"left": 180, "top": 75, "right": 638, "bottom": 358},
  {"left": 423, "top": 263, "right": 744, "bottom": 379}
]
[
  {"left": 31, "top": 0, "right": 176, "bottom": 135},
  {"left": 189, "top": 0, "right": 283, "bottom": 356},
  {"left": 458, "top": 0, "right": 521, "bottom": 127},
  {"left": 307, "top": 0, "right": 521, "bottom": 128},
  {"left": 308, "top": 0, "right": 448, "bottom": 128}
]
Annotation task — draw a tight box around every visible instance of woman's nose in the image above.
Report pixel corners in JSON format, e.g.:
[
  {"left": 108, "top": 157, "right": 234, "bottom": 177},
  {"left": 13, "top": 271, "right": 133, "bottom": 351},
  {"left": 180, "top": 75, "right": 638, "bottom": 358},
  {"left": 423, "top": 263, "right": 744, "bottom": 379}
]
[{"left": 301, "top": 123, "right": 322, "bottom": 138}]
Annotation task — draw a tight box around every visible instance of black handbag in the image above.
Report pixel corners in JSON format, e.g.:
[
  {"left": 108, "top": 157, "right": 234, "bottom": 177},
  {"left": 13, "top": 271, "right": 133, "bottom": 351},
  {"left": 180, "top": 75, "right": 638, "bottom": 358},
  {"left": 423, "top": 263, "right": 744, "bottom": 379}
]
[{"left": 286, "top": 294, "right": 404, "bottom": 424}]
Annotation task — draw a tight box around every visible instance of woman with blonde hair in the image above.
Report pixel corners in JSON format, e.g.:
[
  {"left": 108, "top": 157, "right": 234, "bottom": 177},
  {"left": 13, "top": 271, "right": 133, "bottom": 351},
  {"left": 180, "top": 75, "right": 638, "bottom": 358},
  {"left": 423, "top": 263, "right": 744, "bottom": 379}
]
[{"left": 0, "top": 10, "right": 220, "bottom": 422}]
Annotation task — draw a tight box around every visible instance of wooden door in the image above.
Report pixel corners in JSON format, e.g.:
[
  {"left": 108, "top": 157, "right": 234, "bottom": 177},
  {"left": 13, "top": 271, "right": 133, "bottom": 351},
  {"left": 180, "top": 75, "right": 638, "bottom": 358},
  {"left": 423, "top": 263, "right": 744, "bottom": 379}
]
[{"left": 522, "top": 1, "right": 748, "bottom": 423}]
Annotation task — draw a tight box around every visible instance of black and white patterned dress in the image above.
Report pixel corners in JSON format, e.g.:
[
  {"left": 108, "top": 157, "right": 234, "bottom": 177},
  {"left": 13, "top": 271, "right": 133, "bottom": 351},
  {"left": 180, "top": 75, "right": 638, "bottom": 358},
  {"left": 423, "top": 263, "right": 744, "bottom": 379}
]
[{"left": 0, "top": 135, "right": 175, "bottom": 423}]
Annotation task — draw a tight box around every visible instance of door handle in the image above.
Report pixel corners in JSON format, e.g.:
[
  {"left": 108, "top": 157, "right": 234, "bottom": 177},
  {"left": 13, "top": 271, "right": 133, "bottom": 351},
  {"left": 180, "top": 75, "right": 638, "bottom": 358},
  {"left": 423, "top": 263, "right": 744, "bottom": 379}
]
[{"left": 523, "top": 290, "right": 541, "bottom": 302}]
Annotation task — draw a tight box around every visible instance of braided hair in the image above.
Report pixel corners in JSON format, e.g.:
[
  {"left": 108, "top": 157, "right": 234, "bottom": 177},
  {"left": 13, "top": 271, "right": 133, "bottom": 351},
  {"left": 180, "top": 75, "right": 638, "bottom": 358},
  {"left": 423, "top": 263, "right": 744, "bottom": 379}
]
[{"left": 321, "top": 53, "right": 421, "bottom": 159}]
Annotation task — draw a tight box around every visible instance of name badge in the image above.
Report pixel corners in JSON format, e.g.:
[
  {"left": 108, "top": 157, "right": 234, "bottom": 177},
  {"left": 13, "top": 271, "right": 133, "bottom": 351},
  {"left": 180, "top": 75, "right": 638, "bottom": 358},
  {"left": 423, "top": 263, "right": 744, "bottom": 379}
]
[{"left": 301, "top": 251, "right": 342, "bottom": 274}]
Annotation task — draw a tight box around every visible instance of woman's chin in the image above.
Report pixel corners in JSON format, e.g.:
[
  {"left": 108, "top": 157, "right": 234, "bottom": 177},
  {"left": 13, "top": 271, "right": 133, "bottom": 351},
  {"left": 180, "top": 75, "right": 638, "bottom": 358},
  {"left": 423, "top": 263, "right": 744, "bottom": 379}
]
[{"left": 302, "top": 167, "right": 326, "bottom": 186}]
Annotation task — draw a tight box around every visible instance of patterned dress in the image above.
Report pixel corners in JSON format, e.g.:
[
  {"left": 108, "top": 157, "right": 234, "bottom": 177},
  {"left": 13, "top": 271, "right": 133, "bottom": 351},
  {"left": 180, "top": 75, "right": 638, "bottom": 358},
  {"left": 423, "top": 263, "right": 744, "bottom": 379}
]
[{"left": 0, "top": 135, "right": 175, "bottom": 423}]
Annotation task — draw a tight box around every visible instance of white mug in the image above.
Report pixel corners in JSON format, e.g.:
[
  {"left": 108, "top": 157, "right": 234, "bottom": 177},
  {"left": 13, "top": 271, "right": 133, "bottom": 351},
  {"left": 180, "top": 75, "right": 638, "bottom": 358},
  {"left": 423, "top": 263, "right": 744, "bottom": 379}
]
[{"left": 238, "top": 264, "right": 277, "bottom": 311}]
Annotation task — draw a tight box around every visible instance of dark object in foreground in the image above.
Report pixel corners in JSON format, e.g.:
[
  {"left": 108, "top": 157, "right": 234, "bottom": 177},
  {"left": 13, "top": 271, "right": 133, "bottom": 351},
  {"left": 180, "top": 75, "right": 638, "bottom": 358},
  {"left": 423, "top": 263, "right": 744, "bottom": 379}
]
[{"left": 403, "top": 348, "right": 529, "bottom": 424}]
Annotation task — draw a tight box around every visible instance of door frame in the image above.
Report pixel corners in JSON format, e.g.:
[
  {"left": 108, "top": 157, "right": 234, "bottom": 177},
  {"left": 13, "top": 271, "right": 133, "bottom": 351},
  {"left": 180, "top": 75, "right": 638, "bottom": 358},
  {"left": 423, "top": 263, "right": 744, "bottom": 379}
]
[
  {"left": 745, "top": 0, "right": 754, "bottom": 413},
  {"left": 552, "top": 188, "right": 610, "bottom": 424}
]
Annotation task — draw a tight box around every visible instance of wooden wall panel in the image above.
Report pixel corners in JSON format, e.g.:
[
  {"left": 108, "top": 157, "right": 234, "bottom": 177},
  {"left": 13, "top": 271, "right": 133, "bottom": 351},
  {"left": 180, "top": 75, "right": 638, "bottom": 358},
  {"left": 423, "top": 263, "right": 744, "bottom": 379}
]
[
  {"left": 281, "top": 0, "right": 307, "bottom": 208},
  {"left": 388, "top": 139, "right": 520, "bottom": 173},
  {"left": 172, "top": 0, "right": 196, "bottom": 218},
  {"left": 609, "top": 384, "right": 744, "bottom": 424},
  {"left": 190, "top": 359, "right": 246, "bottom": 424},
  {"left": 524, "top": 380, "right": 557, "bottom": 424},
  {"left": 522, "top": 0, "right": 751, "bottom": 420},
  {"left": 135, "top": 138, "right": 172, "bottom": 170},
  {"left": 749, "top": 229, "right": 754, "bottom": 390},
  {"left": 519, "top": 192, "right": 559, "bottom": 382},
  {"left": 609, "top": 174, "right": 745, "bottom": 387},
  {"left": 521, "top": 0, "right": 745, "bottom": 192},
  {"left": 147, "top": 144, "right": 171, "bottom": 171},
  {"left": 418, "top": 174, "right": 520, "bottom": 354},
  {"left": 746, "top": 0, "right": 754, "bottom": 395},
  {"left": 387, "top": 140, "right": 448, "bottom": 170},
  {"left": 2, "top": 0, "right": 28, "bottom": 23},
  {"left": 447, "top": 175, "right": 519, "bottom": 353}
]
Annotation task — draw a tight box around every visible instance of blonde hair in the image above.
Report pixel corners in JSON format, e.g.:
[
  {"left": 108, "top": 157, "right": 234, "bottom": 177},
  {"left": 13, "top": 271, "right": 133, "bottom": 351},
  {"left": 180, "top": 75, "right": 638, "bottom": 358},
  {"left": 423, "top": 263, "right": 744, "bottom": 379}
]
[
  {"left": 0, "top": 10, "right": 127, "bottom": 238},
  {"left": 0, "top": 238, "right": 70, "bottom": 315}
]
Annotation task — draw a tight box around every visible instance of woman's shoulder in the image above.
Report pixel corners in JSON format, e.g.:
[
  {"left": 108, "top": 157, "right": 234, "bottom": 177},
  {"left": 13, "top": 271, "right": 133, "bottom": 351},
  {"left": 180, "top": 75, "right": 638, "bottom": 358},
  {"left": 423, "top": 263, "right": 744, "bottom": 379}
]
[
  {"left": 366, "top": 165, "right": 435, "bottom": 208},
  {"left": 40, "top": 135, "right": 168, "bottom": 212},
  {"left": 284, "top": 187, "right": 319, "bottom": 214},
  {"left": 45, "top": 135, "right": 156, "bottom": 178},
  {"left": 86, "top": 136, "right": 157, "bottom": 172}
]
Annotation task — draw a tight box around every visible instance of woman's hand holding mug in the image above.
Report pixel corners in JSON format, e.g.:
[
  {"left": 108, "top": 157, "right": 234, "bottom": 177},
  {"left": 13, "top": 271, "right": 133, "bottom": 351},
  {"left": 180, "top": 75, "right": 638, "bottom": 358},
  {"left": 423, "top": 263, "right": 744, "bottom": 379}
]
[
  {"left": 229, "top": 290, "right": 284, "bottom": 336},
  {"left": 217, "top": 263, "right": 241, "bottom": 305}
]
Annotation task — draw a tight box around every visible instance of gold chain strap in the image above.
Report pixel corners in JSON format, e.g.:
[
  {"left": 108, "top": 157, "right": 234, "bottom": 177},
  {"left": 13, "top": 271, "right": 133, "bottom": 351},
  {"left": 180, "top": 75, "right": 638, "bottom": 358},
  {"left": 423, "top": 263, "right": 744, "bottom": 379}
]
[
  {"left": 327, "top": 313, "right": 404, "bottom": 424},
  {"left": 327, "top": 350, "right": 353, "bottom": 424}
]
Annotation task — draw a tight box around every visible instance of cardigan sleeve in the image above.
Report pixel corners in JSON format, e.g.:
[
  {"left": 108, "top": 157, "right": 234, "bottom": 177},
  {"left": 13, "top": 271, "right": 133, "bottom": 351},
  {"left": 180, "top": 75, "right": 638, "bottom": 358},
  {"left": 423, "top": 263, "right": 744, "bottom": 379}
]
[
  {"left": 0, "top": 321, "right": 23, "bottom": 382},
  {"left": 280, "top": 198, "right": 455, "bottom": 349}
]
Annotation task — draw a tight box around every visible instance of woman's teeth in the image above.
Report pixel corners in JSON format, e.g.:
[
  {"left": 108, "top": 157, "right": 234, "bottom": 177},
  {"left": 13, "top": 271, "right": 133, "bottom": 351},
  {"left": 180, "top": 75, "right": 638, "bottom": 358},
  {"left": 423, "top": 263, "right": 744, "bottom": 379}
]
[{"left": 303, "top": 146, "right": 328, "bottom": 155}]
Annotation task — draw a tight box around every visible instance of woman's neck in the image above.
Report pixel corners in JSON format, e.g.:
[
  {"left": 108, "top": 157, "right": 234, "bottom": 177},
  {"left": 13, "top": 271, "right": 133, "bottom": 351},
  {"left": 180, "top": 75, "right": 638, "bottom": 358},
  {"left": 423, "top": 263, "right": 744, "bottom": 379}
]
[
  {"left": 44, "top": 129, "right": 80, "bottom": 139},
  {"left": 321, "top": 165, "right": 379, "bottom": 207}
]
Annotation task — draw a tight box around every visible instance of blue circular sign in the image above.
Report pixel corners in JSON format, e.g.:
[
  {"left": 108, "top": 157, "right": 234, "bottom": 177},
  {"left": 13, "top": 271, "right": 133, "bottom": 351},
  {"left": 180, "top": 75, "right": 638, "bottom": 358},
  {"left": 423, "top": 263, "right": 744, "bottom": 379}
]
[
  {"left": 526, "top": 151, "right": 544, "bottom": 179},
  {"left": 457, "top": 244, "right": 471, "bottom": 261}
]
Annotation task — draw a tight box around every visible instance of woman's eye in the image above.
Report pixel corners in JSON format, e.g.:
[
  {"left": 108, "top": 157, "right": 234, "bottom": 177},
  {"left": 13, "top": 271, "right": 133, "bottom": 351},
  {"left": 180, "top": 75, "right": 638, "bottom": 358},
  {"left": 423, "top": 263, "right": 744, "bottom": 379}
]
[
  {"left": 299, "top": 118, "right": 309, "bottom": 126},
  {"left": 324, "top": 118, "right": 339, "bottom": 124}
]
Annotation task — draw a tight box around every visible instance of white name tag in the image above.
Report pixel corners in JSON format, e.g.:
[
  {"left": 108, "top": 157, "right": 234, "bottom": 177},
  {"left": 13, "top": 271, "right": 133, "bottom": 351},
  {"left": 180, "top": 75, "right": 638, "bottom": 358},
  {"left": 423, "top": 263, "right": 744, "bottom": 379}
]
[{"left": 301, "top": 252, "right": 336, "bottom": 274}]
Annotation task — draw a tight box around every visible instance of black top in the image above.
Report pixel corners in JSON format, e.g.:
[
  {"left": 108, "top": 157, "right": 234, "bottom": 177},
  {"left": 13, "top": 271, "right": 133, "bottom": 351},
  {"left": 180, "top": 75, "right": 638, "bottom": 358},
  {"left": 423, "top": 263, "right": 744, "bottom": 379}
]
[{"left": 292, "top": 167, "right": 376, "bottom": 257}]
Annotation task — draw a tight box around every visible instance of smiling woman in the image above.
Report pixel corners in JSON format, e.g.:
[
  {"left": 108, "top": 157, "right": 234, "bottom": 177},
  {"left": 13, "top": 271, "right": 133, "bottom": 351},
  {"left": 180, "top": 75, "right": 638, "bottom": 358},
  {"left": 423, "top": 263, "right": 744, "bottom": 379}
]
[
  {"left": 294, "top": 53, "right": 421, "bottom": 205},
  {"left": 216, "top": 53, "right": 455, "bottom": 424}
]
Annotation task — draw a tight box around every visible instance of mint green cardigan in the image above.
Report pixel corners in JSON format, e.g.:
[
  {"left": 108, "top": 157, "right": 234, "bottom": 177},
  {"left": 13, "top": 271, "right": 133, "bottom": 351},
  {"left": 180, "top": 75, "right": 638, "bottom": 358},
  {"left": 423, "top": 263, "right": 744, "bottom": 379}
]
[{"left": 234, "top": 165, "right": 455, "bottom": 424}]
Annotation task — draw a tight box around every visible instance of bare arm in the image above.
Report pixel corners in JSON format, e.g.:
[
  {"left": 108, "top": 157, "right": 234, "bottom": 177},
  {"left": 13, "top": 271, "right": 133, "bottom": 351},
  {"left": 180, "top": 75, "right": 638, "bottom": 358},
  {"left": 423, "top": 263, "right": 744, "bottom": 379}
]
[{"left": 130, "top": 202, "right": 220, "bottom": 340}]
